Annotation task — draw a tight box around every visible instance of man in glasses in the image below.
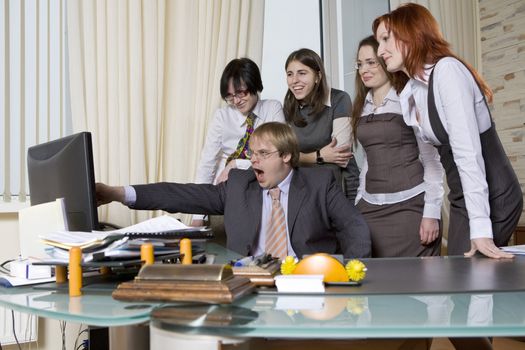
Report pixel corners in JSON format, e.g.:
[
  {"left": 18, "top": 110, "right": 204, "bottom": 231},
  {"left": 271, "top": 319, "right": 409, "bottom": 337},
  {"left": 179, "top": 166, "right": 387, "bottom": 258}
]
[{"left": 96, "top": 122, "right": 371, "bottom": 259}]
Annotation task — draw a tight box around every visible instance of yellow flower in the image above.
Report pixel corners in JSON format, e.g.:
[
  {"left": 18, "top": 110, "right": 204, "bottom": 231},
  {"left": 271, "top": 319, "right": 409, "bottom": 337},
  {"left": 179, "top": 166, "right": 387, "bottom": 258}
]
[
  {"left": 280, "top": 256, "right": 298, "bottom": 275},
  {"left": 345, "top": 259, "right": 367, "bottom": 282}
]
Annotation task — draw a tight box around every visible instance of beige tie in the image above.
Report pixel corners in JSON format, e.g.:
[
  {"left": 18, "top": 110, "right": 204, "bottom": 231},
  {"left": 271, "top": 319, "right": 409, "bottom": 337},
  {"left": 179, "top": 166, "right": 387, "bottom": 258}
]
[{"left": 265, "top": 187, "right": 288, "bottom": 259}]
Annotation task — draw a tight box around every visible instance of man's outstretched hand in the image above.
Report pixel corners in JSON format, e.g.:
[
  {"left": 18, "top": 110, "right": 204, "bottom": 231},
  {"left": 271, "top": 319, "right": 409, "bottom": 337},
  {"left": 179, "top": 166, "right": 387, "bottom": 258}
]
[{"left": 95, "top": 183, "right": 125, "bottom": 206}]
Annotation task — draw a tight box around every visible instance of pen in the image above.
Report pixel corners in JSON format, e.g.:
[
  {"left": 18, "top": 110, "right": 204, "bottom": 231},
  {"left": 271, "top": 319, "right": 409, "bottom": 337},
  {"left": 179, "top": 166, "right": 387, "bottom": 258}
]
[{"left": 233, "top": 256, "right": 254, "bottom": 267}]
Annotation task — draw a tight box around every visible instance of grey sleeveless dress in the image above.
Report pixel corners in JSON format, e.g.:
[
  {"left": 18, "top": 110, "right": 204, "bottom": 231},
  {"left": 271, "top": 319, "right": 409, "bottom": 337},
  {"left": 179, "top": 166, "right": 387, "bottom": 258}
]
[{"left": 356, "top": 112, "right": 441, "bottom": 257}]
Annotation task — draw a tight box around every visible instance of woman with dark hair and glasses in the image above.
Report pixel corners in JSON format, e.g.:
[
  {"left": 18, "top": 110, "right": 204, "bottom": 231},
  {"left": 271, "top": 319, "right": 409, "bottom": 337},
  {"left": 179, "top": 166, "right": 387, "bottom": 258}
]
[
  {"left": 284, "top": 48, "right": 360, "bottom": 201},
  {"left": 352, "top": 35, "right": 443, "bottom": 258},
  {"left": 192, "top": 58, "right": 285, "bottom": 226}
]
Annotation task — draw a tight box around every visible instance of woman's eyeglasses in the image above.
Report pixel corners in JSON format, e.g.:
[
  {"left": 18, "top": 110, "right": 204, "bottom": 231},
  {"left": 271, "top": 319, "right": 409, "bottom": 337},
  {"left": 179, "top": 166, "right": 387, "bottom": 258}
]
[
  {"left": 224, "top": 89, "right": 249, "bottom": 104},
  {"left": 354, "top": 59, "right": 380, "bottom": 70}
]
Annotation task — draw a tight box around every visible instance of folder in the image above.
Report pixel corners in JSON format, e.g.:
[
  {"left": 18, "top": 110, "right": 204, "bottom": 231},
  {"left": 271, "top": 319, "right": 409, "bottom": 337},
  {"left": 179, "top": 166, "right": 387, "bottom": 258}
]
[{"left": 18, "top": 198, "right": 68, "bottom": 260}]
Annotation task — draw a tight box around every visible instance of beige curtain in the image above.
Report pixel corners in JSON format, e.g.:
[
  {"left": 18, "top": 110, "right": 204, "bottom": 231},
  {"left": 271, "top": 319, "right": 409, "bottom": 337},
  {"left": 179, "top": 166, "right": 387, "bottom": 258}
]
[{"left": 67, "top": 0, "right": 265, "bottom": 227}]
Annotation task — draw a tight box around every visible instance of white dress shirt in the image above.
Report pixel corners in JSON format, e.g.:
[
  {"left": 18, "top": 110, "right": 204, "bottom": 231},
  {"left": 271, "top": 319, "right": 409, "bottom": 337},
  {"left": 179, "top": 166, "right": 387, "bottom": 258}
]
[
  {"left": 356, "top": 87, "right": 443, "bottom": 219},
  {"left": 193, "top": 99, "right": 285, "bottom": 221},
  {"left": 399, "top": 57, "right": 493, "bottom": 239},
  {"left": 254, "top": 169, "right": 297, "bottom": 258}
]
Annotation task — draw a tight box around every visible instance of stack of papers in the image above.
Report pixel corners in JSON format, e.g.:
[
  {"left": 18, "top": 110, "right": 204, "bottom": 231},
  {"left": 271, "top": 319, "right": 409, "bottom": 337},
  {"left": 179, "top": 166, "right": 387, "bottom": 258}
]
[
  {"left": 39, "top": 216, "right": 192, "bottom": 263},
  {"left": 501, "top": 245, "right": 525, "bottom": 255}
]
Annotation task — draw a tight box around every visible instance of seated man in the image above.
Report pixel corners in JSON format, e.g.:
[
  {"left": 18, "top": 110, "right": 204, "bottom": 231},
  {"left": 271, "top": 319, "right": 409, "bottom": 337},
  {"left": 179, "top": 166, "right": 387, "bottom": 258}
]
[{"left": 96, "top": 122, "right": 371, "bottom": 259}]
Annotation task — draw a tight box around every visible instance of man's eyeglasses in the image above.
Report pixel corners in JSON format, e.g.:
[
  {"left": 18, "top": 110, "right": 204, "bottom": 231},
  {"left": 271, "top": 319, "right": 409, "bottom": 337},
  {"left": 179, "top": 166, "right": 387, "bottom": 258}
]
[
  {"left": 354, "top": 59, "right": 380, "bottom": 71},
  {"left": 224, "top": 89, "right": 249, "bottom": 104},
  {"left": 247, "top": 149, "right": 280, "bottom": 160}
]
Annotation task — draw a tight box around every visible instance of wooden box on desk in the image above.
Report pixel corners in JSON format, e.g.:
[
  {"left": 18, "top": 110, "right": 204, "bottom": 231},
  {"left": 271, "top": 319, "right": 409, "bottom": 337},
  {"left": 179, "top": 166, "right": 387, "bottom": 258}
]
[{"left": 112, "top": 264, "right": 255, "bottom": 304}]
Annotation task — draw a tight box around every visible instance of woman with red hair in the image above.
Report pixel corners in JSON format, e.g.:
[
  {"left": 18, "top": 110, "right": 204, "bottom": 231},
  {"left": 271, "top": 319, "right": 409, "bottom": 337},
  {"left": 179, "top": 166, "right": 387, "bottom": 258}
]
[{"left": 373, "top": 3, "right": 522, "bottom": 259}]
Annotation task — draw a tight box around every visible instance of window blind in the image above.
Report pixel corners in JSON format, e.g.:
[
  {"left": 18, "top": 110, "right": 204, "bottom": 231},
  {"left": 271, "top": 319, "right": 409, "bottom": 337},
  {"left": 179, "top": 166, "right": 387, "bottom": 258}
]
[{"left": 1, "top": 0, "right": 71, "bottom": 208}]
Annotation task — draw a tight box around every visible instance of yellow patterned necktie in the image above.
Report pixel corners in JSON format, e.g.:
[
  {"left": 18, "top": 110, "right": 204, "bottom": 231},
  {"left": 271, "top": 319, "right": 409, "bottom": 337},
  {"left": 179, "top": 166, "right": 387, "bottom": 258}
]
[
  {"left": 265, "top": 187, "right": 288, "bottom": 259},
  {"left": 226, "top": 113, "right": 255, "bottom": 165}
]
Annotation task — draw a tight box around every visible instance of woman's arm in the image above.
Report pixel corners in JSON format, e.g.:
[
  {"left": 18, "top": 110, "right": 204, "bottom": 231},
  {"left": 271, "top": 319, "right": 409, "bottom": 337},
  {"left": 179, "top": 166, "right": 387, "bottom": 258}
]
[
  {"left": 415, "top": 135, "right": 444, "bottom": 245},
  {"left": 416, "top": 136, "right": 444, "bottom": 220},
  {"left": 299, "top": 91, "right": 353, "bottom": 166},
  {"left": 434, "top": 59, "right": 491, "bottom": 239}
]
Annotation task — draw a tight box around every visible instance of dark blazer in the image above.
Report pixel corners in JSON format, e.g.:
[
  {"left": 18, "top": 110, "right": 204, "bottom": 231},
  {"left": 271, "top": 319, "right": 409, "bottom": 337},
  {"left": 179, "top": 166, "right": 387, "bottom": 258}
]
[{"left": 132, "top": 167, "right": 371, "bottom": 258}]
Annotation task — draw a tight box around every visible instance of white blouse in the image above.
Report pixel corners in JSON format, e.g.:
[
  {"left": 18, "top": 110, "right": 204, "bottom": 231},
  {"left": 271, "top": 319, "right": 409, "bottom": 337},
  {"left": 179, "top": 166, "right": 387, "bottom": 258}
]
[{"left": 399, "top": 57, "right": 493, "bottom": 240}]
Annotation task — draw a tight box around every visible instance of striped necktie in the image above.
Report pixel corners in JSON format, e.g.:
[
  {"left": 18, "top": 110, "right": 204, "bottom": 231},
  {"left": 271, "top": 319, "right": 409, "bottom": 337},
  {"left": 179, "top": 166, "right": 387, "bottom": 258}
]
[
  {"left": 226, "top": 113, "right": 255, "bottom": 165},
  {"left": 265, "top": 187, "right": 288, "bottom": 259}
]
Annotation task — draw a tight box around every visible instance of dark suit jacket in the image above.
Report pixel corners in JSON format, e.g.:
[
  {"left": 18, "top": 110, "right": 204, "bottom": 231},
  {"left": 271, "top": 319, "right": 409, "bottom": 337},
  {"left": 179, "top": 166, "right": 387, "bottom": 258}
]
[{"left": 131, "top": 167, "right": 371, "bottom": 258}]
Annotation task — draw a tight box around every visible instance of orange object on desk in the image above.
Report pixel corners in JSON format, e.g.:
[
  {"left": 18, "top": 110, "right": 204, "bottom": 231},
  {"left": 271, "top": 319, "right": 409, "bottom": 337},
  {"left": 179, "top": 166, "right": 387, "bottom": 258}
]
[
  {"left": 55, "top": 265, "right": 67, "bottom": 283},
  {"left": 180, "top": 238, "right": 192, "bottom": 265},
  {"left": 141, "top": 243, "right": 155, "bottom": 265},
  {"left": 69, "top": 246, "right": 82, "bottom": 297}
]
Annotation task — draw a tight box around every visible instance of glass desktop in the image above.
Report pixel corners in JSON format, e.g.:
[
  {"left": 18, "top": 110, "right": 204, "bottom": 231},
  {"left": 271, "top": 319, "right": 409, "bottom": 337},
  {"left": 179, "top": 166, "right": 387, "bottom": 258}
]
[{"left": 1, "top": 244, "right": 525, "bottom": 338}]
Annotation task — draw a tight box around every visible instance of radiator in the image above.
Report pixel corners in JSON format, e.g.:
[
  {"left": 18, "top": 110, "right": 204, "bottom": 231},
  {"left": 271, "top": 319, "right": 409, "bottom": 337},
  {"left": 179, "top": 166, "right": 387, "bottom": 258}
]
[{"left": 0, "top": 306, "right": 37, "bottom": 345}]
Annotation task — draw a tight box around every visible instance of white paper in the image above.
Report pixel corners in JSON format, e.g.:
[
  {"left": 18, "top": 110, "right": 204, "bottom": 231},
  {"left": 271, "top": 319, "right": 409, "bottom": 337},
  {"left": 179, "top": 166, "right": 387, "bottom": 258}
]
[
  {"left": 40, "top": 215, "right": 188, "bottom": 246},
  {"left": 0, "top": 272, "right": 55, "bottom": 287},
  {"left": 110, "top": 215, "right": 188, "bottom": 233},
  {"left": 501, "top": 245, "right": 525, "bottom": 255},
  {"left": 274, "top": 275, "right": 325, "bottom": 293}
]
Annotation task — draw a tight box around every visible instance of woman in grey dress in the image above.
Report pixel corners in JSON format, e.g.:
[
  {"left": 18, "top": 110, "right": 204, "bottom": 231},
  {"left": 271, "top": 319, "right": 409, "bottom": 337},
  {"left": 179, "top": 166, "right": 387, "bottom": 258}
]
[
  {"left": 352, "top": 36, "right": 444, "bottom": 257},
  {"left": 283, "top": 48, "right": 360, "bottom": 201}
]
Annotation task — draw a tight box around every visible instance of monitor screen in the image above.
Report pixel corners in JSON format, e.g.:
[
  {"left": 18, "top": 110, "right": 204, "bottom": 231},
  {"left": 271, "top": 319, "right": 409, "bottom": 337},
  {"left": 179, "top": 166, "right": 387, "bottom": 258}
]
[{"left": 27, "top": 132, "right": 100, "bottom": 231}]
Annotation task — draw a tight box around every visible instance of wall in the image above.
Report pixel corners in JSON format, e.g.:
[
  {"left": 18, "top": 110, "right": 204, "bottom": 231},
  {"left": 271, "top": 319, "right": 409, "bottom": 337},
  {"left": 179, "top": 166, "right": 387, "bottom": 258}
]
[
  {"left": 260, "top": 0, "right": 321, "bottom": 103},
  {"left": 479, "top": 0, "right": 525, "bottom": 225}
]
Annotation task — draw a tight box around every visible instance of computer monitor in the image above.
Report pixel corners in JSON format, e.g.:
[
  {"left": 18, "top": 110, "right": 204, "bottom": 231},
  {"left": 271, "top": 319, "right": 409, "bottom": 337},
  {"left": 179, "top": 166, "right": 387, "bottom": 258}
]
[{"left": 27, "top": 131, "right": 100, "bottom": 231}]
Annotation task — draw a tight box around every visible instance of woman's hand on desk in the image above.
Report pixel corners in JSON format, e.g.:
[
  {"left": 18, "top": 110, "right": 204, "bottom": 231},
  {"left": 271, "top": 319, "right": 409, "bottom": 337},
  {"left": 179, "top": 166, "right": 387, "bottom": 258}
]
[
  {"left": 95, "top": 183, "right": 125, "bottom": 206},
  {"left": 465, "top": 238, "right": 514, "bottom": 259}
]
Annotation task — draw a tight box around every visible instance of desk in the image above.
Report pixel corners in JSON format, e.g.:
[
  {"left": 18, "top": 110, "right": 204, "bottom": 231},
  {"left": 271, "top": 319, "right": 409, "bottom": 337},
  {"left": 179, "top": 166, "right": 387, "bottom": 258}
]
[
  {"left": 150, "top": 255, "right": 525, "bottom": 349},
  {"left": 0, "top": 243, "right": 240, "bottom": 327},
  {"left": 2, "top": 245, "right": 525, "bottom": 349},
  {"left": 0, "top": 243, "right": 240, "bottom": 349}
]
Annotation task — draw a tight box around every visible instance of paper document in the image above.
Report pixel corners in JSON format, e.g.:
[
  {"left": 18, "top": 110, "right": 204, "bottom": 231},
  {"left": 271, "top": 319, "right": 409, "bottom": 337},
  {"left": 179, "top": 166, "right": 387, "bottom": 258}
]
[
  {"left": 40, "top": 215, "right": 189, "bottom": 249},
  {"left": 501, "top": 245, "right": 525, "bottom": 255},
  {"left": 111, "top": 215, "right": 188, "bottom": 233},
  {"left": 0, "top": 272, "right": 55, "bottom": 288},
  {"left": 274, "top": 275, "right": 325, "bottom": 293},
  {"left": 38, "top": 216, "right": 190, "bottom": 263}
]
